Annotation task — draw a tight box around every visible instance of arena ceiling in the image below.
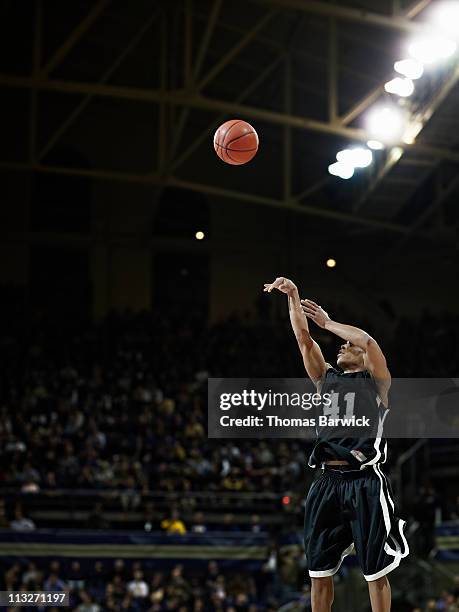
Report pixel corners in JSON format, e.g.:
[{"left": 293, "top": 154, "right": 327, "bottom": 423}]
[{"left": 1, "top": 0, "right": 459, "bottom": 263}]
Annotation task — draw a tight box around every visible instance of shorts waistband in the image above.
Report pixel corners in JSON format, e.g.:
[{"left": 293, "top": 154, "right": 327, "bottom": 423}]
[{"left": 321, "top": 464, "right": 368, "bottom": 478}]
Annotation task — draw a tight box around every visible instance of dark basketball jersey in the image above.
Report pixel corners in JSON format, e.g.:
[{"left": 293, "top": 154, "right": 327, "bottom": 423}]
[{"left": 308, "top": 367, "right": 388, "bottom": 469}]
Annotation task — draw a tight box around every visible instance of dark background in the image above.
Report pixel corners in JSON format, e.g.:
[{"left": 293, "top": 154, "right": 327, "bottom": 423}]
[{"left": 0, "top": 1, "right": 459, "bottom": 611}]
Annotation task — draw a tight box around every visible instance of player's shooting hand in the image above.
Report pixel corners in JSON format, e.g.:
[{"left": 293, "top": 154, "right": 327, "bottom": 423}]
[
  {"left": 301, "top": 299, "right": 331, "bottom": 328},
  {"left": 263, "top": 277, "right": 297, "bottom": 295}
]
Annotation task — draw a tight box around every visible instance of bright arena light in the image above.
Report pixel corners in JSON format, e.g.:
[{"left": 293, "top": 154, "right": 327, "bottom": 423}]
[
  {"left": 389, "top": 146, "right": 404, "bottom": 162},
  {"left": 408, "top": 36, "right": 457, "bottom": 64},
  {"left": 384, "top": 77, "right": 415, "bottom": 97},
  {"left": 328, "top": 161, "right": 354, "bottom": 179},
  {"left": 195, "top": 230, "right": 205, "bottom": 240},
  {"left": 402, "top": 120, "right": 424, "bottom": 144},
  {"left": 365, "top": 106, "right": 406, "bottom": 145},
  {"left": 367, "top": 139, "right": 385, "bottom": 150},
  {"left": 394, "top": 58, "right": 424, "bottom": 80},
  {"left": 326, "top": 258, "right": 337, "bottom": 268},
  {"left": 336, "top": 147, "right": 373, "bottom": 168},
  {"left": 431, "top": 2, "right": 459, "bottom": 40}
]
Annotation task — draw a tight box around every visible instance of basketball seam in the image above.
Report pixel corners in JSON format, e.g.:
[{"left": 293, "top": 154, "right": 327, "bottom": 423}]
[
  {"left": 225, "top": 131, "right": 257, "bottom": 147},
  {"left": 222, "top": 120, "right": 245, "bottom": 145},
  {"left": 225, "top": 148, "right": 241, "bottom": 164},
  {"left": 214, "top": 143, "right": 258, "bottom": 153}
]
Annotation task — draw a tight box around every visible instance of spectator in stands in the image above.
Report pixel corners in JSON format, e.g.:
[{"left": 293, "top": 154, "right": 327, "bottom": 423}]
[
  {"left": 191, "top": 511, "right": 207, "bottom": 533},
  {"left": 10, "top": 505, "right": 35, "bottom": 532},
  {"left": 1, "top": 558, "right": 272, "bottom": 611},
  {"left": 21, "top": 562, "right": 42, "bottom": 587},
  {"left": 87, "top": 561, "right": 107, "bottom": 601},
  {"left": 127, "top": 569, "right": 149, "bottom": 599},
  {"left": 161, "top": 508, "right": 187, "bottom": 535},
  {"left": 44, "top": 572, "right": 66, "bottom": 593},
  {"left": 110, "top": 559, "right": 128, "bottom": 582},
  {"left": 75, "top": 591, "right": 100, "bottom": 612},
  {"left": 67, "top": 561, "right": 84, "bottom": 592}
]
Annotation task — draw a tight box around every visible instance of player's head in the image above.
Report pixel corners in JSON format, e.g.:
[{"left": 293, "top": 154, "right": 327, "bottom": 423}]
[{"left": 337, "top": 341, "right": 365, "bottom": 370}]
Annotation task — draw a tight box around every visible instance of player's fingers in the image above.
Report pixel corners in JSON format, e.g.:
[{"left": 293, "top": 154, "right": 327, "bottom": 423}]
[{"left": 304, "top": 299, "right": 319, "bottom": 308}]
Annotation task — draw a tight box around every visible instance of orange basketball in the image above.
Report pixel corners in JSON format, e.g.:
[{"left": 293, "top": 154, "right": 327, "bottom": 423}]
[{"left": 213, "top": 119, "right": 259, "bottom": 165}]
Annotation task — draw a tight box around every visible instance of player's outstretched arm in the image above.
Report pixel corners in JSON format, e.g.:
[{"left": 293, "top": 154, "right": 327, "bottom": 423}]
[
  {"left": 301, "top": 299, "right": 390, "bottom": 383},
  {"left": 263, "top": 278, "right": 328, "bottom": 384}
]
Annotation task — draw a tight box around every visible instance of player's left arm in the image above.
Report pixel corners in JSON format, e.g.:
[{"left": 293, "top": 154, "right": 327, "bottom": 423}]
[{"left": 301, "top": 299, "right": 391, "bottom": 395}]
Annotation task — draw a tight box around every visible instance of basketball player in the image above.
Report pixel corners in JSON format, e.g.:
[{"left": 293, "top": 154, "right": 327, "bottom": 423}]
[{"left": 263, "top": 277, "right": 409, "bottom": 612}]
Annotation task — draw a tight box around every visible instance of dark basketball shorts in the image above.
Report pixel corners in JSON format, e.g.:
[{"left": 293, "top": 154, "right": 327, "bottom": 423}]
[{"left": 304, "top": 465, "right": 409, "bottom": 582}]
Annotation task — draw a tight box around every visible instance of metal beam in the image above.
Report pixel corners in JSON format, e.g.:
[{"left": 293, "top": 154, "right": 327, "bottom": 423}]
[
  {"left": 418, "top": 64, "right": 459, "bottom": 126},
  {"left": 352, "top": 149, "right": 404, "bottom": 213},
  {"left": 193, "top": 8, "right": 381, "bottom": 85},
  {"left": 350, "top": 62, "right": 459, "bottom": 213},
  {"left": 4, "top": 73, "right": 459, "bottom": 163},
  {"left": 294, "top": 177, "right": 329, "bottom": 203},
  {"left": 169, "top": 6, "right": 275, "bottom": 173},
  {"left": 283, "top": 55, "right": 292, "bottom": 201},
  {"left": 0, "top": 73, "right": 367, "bottom": 140},
  {"left": 169, "top": 56, "right": 283, "bottom": 173},
  {"left": 371, "top": 173, "right": 459, "bottom": 274},
  {"left": 404, "top": 0, "right": 433, "bottom": 19},
  {"left": 41, "top": 0, "right": 110, "bottom": 76},
  {"left": 38, "top": 8, "right": 161, "bottom": 161},
  {"left": 184, "top": 0, "right": 192, "bottom": 88},
  {"left": 196, "top": 10, "right": 276, "bottom": 92},
  {"left": 0, "top": 160, "right": 417, "bottom": 235},
  {"left": 339, "top": 84, "right": 384, "bottom": 126},
  {"left": 328, "top": 17, "right": 338, "bottom": 123},
  {"left": 254, "top": 0, "right": 427, "bottom": 33},
  {"left": 192, "top": 0, "right": 222, "bottom": 82},
  {"left": 165, "top": 0, "right": 222, "bottom": 176},
  {"left": 169, "top": 178, "right": 415, "bottom": 235},
  {"left": 338, "top": 0, "right": 433, "bottom": 126}
]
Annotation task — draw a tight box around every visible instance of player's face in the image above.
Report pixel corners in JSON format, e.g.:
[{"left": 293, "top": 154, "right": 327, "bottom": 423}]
[{"left": 337, "top": 341, "right": 365, "bottom": 368}]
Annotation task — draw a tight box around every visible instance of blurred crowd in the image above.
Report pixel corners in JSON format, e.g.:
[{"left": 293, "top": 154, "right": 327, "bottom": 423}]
[
  {"left": 1, "top": 558, "right": 280, "bottom": 612},
  {"left": 2, "top": 557, "right": 459, "bottom": 611},
  {"left": 0, "top": 308, "right": 314, "bottom": 499},
  {"left": 412, "top": 575, "right": 459, "bottom": 611},
  {"left": 0, "top": 306, "right": 457, "bottom": 500}
]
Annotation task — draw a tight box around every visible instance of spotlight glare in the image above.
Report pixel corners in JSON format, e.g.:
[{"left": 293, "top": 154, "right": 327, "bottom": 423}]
[
  {"left": 389, "top": 146, "right": 404, "bottom": 162},
  {"left": 384, "top": 77, "right": 415, "bottom": 97},
  {"left": 367, "top": 139, "right": 385, "bottom": 151},
  {"left": 326, "top": 258, "right": 337, "bottom": 269},
  {"left": 394, "top": 58, "right": 424, "bottom": 80},
  {"left": 365, "top": 106, "right": 406, "bottom": 145},
  {"left": 408, "top": 36, "right": 457, "bottom": 64},
  {"left": 328, "top": 161, "right": 354, "bottom": 180},
  {"left": 432, "top": 2, "right": 459, "bottom": 39},
  {"left": 337, "top": 147, "right": 373, "bottom": 168},
  {"left": 195, "top": 230, "right": 205, "bottom": 240},
  {"left": 402, "top": 120, "right": 423, "bottom": 144}
]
